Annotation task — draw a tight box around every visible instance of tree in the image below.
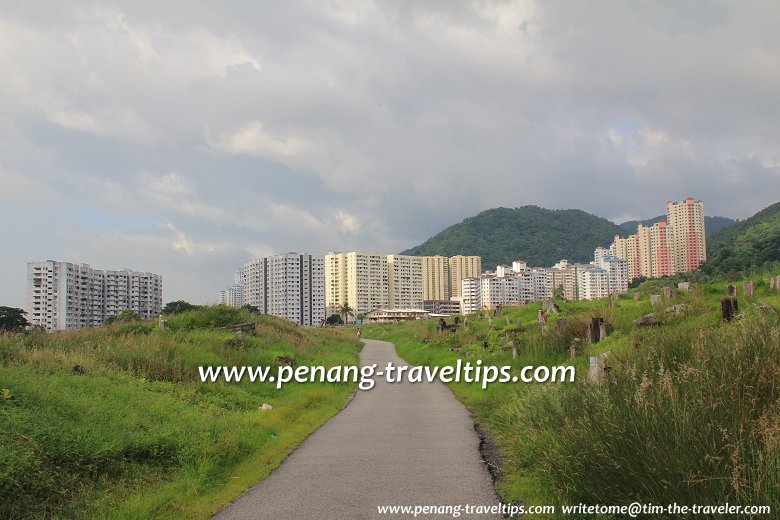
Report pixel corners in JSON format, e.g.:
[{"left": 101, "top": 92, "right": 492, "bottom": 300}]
[
  {"left": 161, "top": 300, "right": 199, "bottom": 315},
  {"left": 104, "top": 309, "right": 141, "bottom": 325},
  {"left": 241, "top": 304, "right": 260, "bottom": 314},
  {"left": 338, "top": 303, "right": 354, "bottom": 325},
  {"left": 355, "top": 313, "right": 366, "bottom": 325},
  {"left": 0, "top": 307, "right": 30, "bottom": 332},
  {"left": 325, "top": 314, "right": 343, "bottom": 325}
]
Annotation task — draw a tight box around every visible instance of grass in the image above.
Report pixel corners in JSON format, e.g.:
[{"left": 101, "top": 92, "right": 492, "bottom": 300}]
[
  {"left": 0, "top": 305, "right": 362, "bottom": 519},
  {"left": 364, "top": 272, "right": 780, "bottom": 517}
]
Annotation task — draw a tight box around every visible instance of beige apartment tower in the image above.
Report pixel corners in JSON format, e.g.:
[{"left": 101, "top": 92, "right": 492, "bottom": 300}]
[
  {"left": 448, "top": 255, "right": 482, "bottom": 298},
  {"left": 325, "top": 252, "right": 389, "bottom": 317},
  {"left": 387, "top": 255, "right": 423, "bottom": 309},
  {"left": 421, "top": 255, "right": 450, "bottom": 300},
  {"left": 667, "top": 198, "right": 706, "bottom": 273}
]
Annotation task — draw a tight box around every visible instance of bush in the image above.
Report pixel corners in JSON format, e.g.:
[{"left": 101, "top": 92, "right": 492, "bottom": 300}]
[{"left": 166, "top": 305, "right": 248, "bottom": 330}]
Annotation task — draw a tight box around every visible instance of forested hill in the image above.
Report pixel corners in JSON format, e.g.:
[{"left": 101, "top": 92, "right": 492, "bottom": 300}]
[
  {"left": 703, "top": 201, "right": 780, "bottom": 275},
  {"left": 400, "top": 206, "right": 627, "bottom": 269}
]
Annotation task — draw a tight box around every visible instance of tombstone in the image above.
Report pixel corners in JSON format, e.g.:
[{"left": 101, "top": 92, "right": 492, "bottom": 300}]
[
  {"left": 590, "top": 317, "right": 604, "bottom": 343},
  {"left": 506, "top": 316, "right": 511, "bottom": 325},
  {"left": 727, "top": 284, "right": 737, "bottom": 297},
  {"left": 537, "top": 309, "right": 547, "bottom": 325},
  {"left": 743, "top": 281, "right": 755, "bottom": 297},
  {"left": 158, "top": 315, "right": 166, "bottom": 330},
  {"left": 608, "top": 300, "right": 617, "bottom": 308},
  {"left": 512, "top": 345, "right": 519, "bottom": 359},
  {"left": 463, "top": 317, "right": 469, "bottom": 330},
  {"left": 487, "top": 315, "right": 493, "bottom": 328},
  {"left": 678, "top": 282, "right": 690, "bottom": 292},
  {"left": 770, "top": 276, "right": 779, "bottom": 291},
  {"left": 650, "top": 294, "right": 662, "bottom": 307},
  {"left": 568, "top": 338, "right": 582, "bottom": 358},
  {"left": 721, "top": 296, "right": 738, "bottom": 322},
  {"left": 236, "top": 329, "right": 244, "bottom": 341},
  {"left": 663, "top": 286, "right": 672, "bottom": 299},
  {"left": 633, "top": 292, "right": 641, "bottom": 301},
  {"left": 587, "top": 352, "right": 610, "bottom": 385},
  {"left": 599, "top": 321, "right": 608, "bottom": 340}
]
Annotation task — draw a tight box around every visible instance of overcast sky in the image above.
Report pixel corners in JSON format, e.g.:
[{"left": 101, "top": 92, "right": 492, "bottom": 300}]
[{"left": 2, "top": 1, "right": 779, "bottom": 307}]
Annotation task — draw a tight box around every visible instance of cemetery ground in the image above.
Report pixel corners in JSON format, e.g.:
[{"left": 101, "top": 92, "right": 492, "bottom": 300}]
[
  {"left": 0, "top": 306, "right": 362, "bottom": 519},
  {"left": 364, "top": 271, "right": 780, "bottom": 517}
]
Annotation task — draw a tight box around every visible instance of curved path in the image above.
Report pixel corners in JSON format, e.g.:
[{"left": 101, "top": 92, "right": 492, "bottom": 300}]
[{"left": 213, "top": 339, "right": 500, "bottom": 519}]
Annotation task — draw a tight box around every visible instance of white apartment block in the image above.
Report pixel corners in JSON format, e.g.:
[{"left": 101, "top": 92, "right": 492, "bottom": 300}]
[
  {"left": 598, "top": 256, "right": 629, "bottom": 297},
  {"left": 387, "top": 255, "right": 423, "bottom": 310},
  {"left": 27, "top": 261, "right": 162, "bottom": 330},
  {"left": 325, "top": 252, "right": 389, "bottom": 316},
  {"left": 578, "top": 267, "right": 610, "bottom": 301},
  {"left": 265, "top": 253, "right": 325, "bottom": 327},
  {"left": 481, "top": 275, "right": 521, "bottom": 309},
  {"left": 219, "top": 284, "right": 245, "bottom": 308},
  {"left": 457, "top": 255, "right": 628, "bottom": 313},
  {"left": 226, "top": 253, "right": 324, "bottom": 326},
  {"left": 460, "top": 278, "right": 482, "bottom": 314},
  {"left": 241, "top": 259, "right": 264, "bottom": 309}
]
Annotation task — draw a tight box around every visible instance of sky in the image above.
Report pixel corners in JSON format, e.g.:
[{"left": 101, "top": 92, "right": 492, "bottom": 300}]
[{"left": 1, "top": 1, "right": 779, "bottom": 307}]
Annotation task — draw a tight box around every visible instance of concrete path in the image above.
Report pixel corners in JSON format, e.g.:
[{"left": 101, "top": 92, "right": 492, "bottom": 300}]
[{"left": 213, "top": 339, "right": 500, "bottom": 519}]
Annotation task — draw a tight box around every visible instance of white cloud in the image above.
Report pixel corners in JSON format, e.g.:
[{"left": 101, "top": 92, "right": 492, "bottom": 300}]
[{"left": 1, "top": 0, "right": 779, "bottom": 307}]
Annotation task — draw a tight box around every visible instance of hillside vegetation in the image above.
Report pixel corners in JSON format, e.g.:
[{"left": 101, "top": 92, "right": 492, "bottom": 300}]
[
  {"left": 0, "top": 306, "right": 361, "bottom": 519},
  {"left": 401, "top": 206, "right": 627, "bottom": 268},
  {"left": 704, "top": 202, "right": 780, "bottom": 276},
  {"left": 365, "top": 273, "right": 779, "bottom": 516}
]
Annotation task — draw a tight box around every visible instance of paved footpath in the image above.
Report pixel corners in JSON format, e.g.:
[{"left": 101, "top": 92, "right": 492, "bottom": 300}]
[{"left": 213, "top": 339, "right": 500, "bottom": 519}]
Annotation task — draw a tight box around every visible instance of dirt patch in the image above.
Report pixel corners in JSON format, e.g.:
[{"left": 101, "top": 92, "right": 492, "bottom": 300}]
[{"left": 475, "top": 422, "right": 504, "bottom": 483}]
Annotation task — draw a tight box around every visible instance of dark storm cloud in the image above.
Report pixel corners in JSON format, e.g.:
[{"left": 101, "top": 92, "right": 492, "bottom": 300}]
[{"left": 1, "top": 0, "right": 778, "bottom": 306}]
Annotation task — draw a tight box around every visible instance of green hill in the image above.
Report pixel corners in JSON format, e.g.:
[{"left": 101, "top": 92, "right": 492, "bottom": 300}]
[
  {"left": 401, "top": 206, "right": 627, "bottom": 268},
  {"left": 703, "top": 201, "right": 780, "bottom": 275},
  {"left": 620, "top": 215, "right": 736, "bottom": 235}
]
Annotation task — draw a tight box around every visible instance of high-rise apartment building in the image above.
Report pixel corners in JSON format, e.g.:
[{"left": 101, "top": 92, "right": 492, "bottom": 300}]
[
  {"left": 219, "top": 269, "right": 245, "bottom": 307},
  {"left": 667, "top": 198, "right": 706, "bottom": 273},
  {"left": 448, "top": 255, "right": 482, "bottom": 298},
  {"left": 241, "top": 259, "right": 264, "bottom": 309},
  {"left": 224, "top": 253, "right": 324, "bottom": 326},
  {"left": 421, "top": 255, "right": 450, "bottom": 301},
  {"left": 264, "top": 253, "right": 325, "bottom": 327},
  {"left": 325, "top": 252, "right": 389, "bottom": 317},
  {"left": 387, "top": 255, "right": 423, "bottom": 309},
  {"left": 609, "top": 197, "right": 706, "bottom": 280},
  {"left": 578, "top": 266, "right": 610, "bottom": 301},
  {"left": 27, "top": 261, "right": 162, "bottom": 330}
]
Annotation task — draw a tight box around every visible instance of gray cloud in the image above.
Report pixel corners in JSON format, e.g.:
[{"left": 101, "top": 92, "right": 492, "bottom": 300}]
[{"left": 1, "top": 0, "right": 779, "bottom": 307}]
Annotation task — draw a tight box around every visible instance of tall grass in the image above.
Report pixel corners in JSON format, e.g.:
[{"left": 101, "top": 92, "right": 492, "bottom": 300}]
[{"left": 503, "top": 314, "right": 779, "bottom": 510}]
